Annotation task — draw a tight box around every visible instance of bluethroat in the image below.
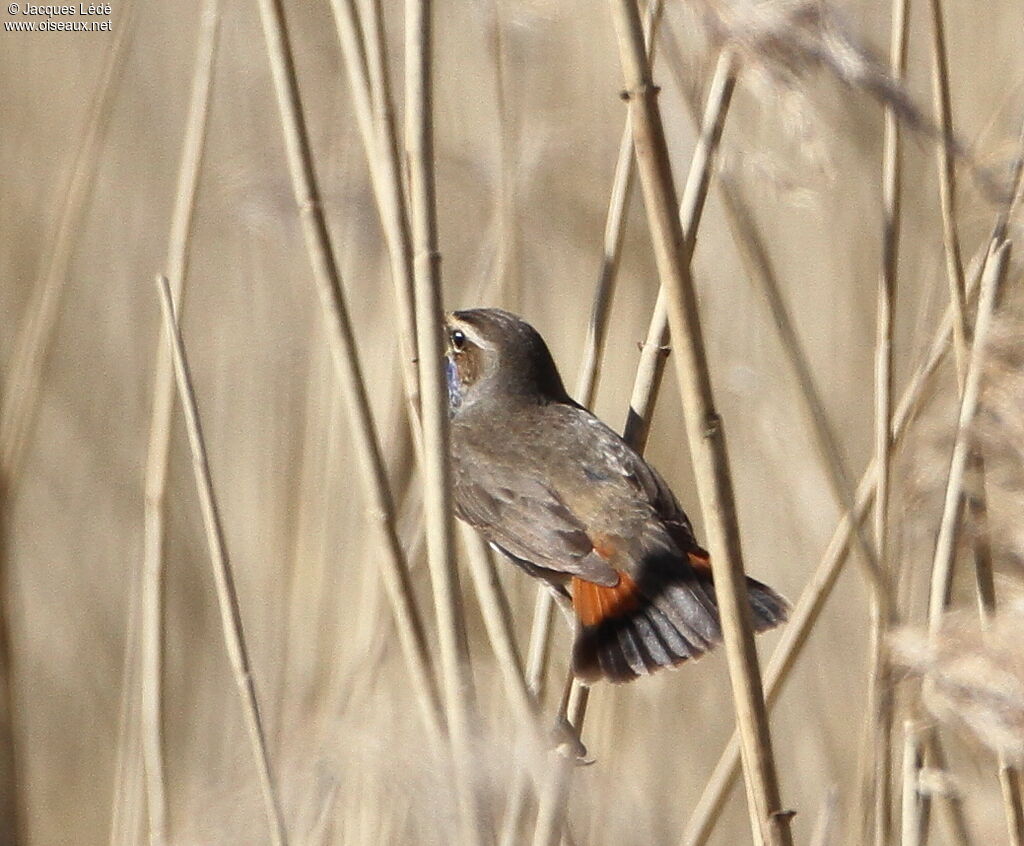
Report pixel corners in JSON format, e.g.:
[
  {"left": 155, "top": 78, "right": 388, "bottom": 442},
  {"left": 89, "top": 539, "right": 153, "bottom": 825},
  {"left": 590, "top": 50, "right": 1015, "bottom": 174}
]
[{"left": 445, "top": 308, "right": 787, "bottom": 683}]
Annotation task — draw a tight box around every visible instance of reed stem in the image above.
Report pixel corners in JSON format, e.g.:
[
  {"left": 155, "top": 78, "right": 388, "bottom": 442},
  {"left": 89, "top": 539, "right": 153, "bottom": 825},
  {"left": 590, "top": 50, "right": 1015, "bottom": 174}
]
[{"left": 608, "top": 1, "right": 790, "bottom": 841}]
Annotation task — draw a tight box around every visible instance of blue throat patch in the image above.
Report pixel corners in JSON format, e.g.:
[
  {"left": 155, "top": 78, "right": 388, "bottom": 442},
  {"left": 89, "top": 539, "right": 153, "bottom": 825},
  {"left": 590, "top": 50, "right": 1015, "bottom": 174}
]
[{"left": 445, "top": 356, "right": 462, "bottom": 413}]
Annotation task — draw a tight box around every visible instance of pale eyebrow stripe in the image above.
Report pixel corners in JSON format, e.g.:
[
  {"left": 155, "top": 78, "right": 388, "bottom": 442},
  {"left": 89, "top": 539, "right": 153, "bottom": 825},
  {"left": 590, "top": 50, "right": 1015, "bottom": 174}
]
[{"left": 449, "top": 316, "right": 494, "bottom": 350}]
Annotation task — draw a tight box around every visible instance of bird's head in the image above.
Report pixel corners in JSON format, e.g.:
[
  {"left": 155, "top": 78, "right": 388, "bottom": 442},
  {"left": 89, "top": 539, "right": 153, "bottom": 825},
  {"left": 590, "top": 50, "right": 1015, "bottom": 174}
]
[{"left": 444, "top": 308, "right": 570, "bottom": 415}]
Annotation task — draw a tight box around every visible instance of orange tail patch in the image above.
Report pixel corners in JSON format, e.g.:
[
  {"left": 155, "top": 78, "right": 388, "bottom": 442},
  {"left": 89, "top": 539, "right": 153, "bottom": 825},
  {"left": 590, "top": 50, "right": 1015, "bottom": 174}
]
[
  {"left": 572, "top": 570, "right": 641, "bottom": 627},
  {"left": 687, "top": 549, "right": 712, "bottom": 573}
]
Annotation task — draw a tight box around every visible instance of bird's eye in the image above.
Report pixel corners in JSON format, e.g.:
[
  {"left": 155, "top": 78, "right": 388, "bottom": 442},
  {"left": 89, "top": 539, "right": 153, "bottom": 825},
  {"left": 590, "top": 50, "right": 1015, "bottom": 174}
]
[{"left": 450, "top": 329, "right": 466, "bottom": 352}]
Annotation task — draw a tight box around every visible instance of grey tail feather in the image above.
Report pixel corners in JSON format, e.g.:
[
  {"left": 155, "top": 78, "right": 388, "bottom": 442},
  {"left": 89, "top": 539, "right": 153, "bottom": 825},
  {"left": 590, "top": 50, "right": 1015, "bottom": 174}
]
[{"left": 572, "top": 572, "right": 789, "bottom": 684}]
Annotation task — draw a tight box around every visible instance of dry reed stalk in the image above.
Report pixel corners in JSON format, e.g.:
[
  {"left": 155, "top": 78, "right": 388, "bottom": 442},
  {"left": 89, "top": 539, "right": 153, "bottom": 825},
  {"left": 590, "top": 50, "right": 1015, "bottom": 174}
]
[
  {"left": 109, "top": 537, "right": 145, "bottom": 846},
  {"left": 971, "top": 120, "right": 1024, "bottom": 846},
  {"left": 405, "top": 0, "right": 485, "bottom": 842},
  {"left": 666, "top": 28, "right": 1021, "bottom": 841},
  {"left": 670, "top": 47, "right": 912, "bottom": 822},
  {"left": 928, "top": 0, "right": 970, "bottom": 373},
  {"left": 866, "top": 0, "right": 909, "bottom": 841},
  {"left": 361, "top": 0, "right": 418, "bottom": 369},
  {"left": 327, "top": 0, "right": 376, "bottom": 186},
  {"left": 576, "top": 118, "right": 639, "bottom": 406},
  {"left": 608, "top": 2, "right": 791, "bottom": 843},
  {"left": 972, "top": 345, "right": 1024, "bottom": 844},
  {"left": 523, "top": 587, "right": 555, "bottom": 697},
  {"left": 681, "top": 242, "right": 992, "bottom": 846},
  {"left": 579, "top": 0, "right": 664, "bottom": 411},
  {"left": 253, "top": 0, "right": 444, "bottom": 745},
  {"left": 460, "top": 528, "right": 538, "bottom": 727},
  {"left": 661, "top": 17, "right": 892, "bottom": 622},
  {"left": 529, "top": 682, "right": 590, "bottom": 846},
  {"left": 921, "top": 20, "right": 1003, "bottom": 839},
  {"left": 926, "top": 240, "right": 1009, "bottom": 631},
  {"left": 533, "top": 58, "right": 740, "bottom": 846},
  {"left": 138, "top": 6, "right": 220, "bottom": 842},
  {"left": 528, "top": 28, "right": 735, "bottom": 846},
  {"left": 155, "top": 275, "right": 287, "bottom": 846},
  {"left": 683, "top": 473, "right": 876, "bottom": 846},
  {"left": 623, "top": 48, "right": 736, "bottom": 454},
  {"left": 901, "top": 721, "right": 927, "bottom": 846},
  {"left": 537, "top": 36, "right": 813, "bottom": 846},
  {"left": 327, "top": 0, "right": 422, "bottom": 438},
  {"left": 481, "top": 0, "right": 519, "bottom": 303},
  {"left": 917, "top": 242, "right": 1011, "bottom": 846},
  {"left": 910, "top": 249, "right": 1012, "bottom": 846}
]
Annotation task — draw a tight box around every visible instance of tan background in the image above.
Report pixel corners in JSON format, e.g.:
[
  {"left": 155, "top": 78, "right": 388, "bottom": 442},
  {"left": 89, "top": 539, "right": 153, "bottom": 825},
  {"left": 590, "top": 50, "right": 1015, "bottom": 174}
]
[{"left": 2, "top": 0, "right": 1023, "bottom": 842}]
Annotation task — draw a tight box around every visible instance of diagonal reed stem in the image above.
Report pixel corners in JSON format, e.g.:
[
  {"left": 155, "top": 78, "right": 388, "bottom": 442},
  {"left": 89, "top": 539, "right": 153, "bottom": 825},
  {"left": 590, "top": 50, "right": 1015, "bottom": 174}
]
[
  {"left": 970, "top": 228, "right": 1024, "bottom": 841},
  {"left": 460, "top": 527, "right": 540, "bottom": 733},
  {"left": 577, "top": 0, "right": 664, "bottom": 412},
  {"left": 140, "top": 4, "right": 220, "bottom": 844},
  {"left": 681, "top": 237, "right": 992, "bottom": 846},
  {"left": 660, "top": 9, "right": 891, "bottom": 625},
  {"left": 608, "top": 1, "right": 791, "bottom": 841},
  {"left": 623, "top": 48, "right": 736, "bottom": 453},
  {"left": 327, "top": 0, "right": 422, "bottom": 440},
  {"left": 923, "top": 7, "right": 1023, "bottom": 838},
  {"left": 928, "top": 0, "right": 970, "bottom": 376},
  {"left": 926, "top": 241, "right": 1009, "bottom": 630},
  {"left": 253, "top": 0, "right": 444, "bottom": 747},
  {"left": 156, "top": 275, "right": 288, "bottom": 846}
]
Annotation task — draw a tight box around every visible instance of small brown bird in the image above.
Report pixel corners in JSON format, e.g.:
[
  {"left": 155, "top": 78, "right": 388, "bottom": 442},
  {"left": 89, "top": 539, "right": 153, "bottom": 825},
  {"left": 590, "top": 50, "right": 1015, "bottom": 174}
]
[{"left": 445, "top": 308, "right": 787, "bottom": 684}]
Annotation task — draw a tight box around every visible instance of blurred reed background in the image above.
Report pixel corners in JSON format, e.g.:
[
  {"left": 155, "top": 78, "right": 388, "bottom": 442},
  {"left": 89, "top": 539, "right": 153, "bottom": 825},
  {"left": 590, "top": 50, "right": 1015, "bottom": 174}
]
[{"left": 2, "top": 0, "right": 1024, "bottom": 843}]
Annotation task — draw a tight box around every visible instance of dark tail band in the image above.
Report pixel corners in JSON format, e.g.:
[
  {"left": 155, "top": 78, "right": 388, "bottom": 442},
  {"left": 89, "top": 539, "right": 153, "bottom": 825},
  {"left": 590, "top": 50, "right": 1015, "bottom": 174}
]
[{"left": 571, "top": 562, "right": 788, "bottom": 684}]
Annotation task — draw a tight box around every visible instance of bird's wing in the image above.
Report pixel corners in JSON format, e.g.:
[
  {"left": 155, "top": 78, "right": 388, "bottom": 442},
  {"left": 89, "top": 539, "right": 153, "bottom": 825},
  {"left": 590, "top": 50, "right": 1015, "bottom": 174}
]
[
  {"left": 452, "top": 455, "right": 620, "bottom": 587},
  {"left": 574, "top": 413, "right": 705, "bottom": 557}
]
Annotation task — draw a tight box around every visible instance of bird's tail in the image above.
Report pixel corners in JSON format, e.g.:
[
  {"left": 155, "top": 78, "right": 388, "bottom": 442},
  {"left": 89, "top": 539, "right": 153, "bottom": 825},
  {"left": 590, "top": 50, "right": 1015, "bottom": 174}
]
[{"left": 570, "top": 552, "right": 788, "bottom": 684}]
